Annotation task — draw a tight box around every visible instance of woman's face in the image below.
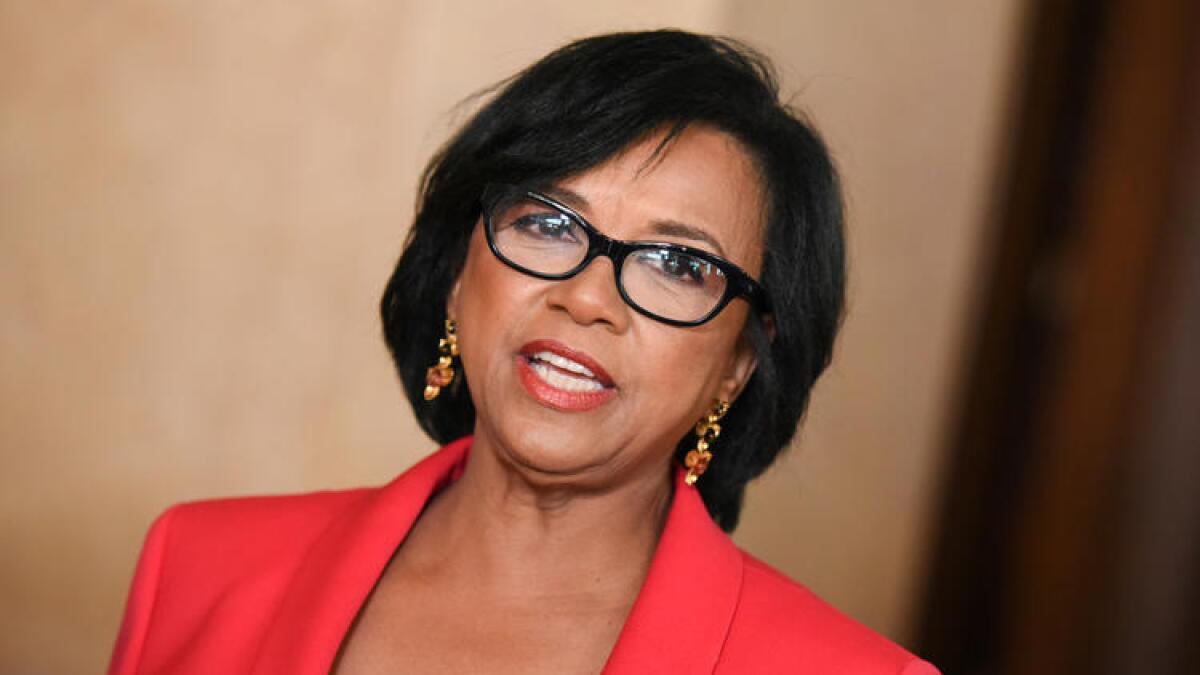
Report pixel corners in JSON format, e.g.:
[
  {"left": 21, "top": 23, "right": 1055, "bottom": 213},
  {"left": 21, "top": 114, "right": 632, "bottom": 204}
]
[{"left": 449, "top": 125, "right": 765, "bottom": 489}]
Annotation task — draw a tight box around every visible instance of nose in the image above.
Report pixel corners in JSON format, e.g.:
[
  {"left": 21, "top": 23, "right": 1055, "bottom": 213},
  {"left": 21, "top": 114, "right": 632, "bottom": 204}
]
[{"left": 543, "top": 256, "right": 631, "bottom": 333}]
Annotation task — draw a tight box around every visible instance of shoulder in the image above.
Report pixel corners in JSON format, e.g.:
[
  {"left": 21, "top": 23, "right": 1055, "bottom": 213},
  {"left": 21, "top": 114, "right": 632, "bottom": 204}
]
[
  {"left": 151, "top": 486, "right": 375, "bottom": 569},
  {"left": 134, "top": 486, "right": 380, "bottom": 611},
  {"left": 717, "top": 552, "right": 939, "bottom": 674},
  {"left": 109, "top": 486, "right": 380, "bottom": 674},
  {"left": 164, "top": 486, "right": 375, "bottom": 535}
]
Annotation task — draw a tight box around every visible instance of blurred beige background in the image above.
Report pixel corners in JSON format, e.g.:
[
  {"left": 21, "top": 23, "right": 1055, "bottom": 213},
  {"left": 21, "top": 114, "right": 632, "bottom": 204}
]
[{"left": 0, "top": 1, "right": 1023, "bottom": 672}]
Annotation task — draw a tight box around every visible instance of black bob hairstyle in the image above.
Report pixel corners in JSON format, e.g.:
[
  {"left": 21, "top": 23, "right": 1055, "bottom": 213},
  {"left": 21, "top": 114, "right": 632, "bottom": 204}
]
[{"left": 381, "top": 30, "right": 845, "bottom": 532}]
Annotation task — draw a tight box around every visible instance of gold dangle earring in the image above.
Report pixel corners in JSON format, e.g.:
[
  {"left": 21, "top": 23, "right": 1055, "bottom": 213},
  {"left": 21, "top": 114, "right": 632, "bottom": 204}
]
[
  {"left": 423, "top": 319, "right": 459, "bottom": 401},
  {"left": 685, "top": 399, "right": 730, "bottom": 485}
]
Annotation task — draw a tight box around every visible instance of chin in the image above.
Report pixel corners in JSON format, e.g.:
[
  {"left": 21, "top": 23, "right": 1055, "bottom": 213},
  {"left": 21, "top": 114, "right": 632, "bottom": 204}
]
[{"left": 495, "top": 423, "right": 616, "bottom": 483}]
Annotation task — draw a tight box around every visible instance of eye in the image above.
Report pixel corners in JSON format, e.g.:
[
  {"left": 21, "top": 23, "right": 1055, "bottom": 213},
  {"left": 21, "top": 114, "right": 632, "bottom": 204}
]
[
  {"left": 643, "top": 249, "right": 723, "bottom": 286},
  {"left": 511, "top": 212, "right": 578, "bottom": 241},
  {"left": 493, "top": 198, "right": 584, "bottom": 245}
]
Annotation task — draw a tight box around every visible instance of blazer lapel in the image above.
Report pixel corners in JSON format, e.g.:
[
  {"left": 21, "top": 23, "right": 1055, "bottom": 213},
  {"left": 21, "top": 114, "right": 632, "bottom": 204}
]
[
  {"left": 602, "top": 469, "right": 745, "bottom": 674},
  {"left": 250, "top": 437, "right": 743, "bottom": 674},
  {"left": 252, "top": 437, "right": 472, "bottom": 674}
]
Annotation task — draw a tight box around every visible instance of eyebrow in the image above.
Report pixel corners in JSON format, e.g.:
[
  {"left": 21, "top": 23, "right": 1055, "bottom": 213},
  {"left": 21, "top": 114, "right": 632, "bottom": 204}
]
[
  {"left": 646, "top": 220, "right": 728, "bottom": 257},
  {"left": 539, "top": 185, "right": 729, "bottom": 257}
]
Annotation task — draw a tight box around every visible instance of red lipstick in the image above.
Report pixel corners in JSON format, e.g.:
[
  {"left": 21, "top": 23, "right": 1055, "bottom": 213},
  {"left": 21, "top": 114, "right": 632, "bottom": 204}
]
[{"left": 516, "top": 339, "right": 616, "bottom": 412}]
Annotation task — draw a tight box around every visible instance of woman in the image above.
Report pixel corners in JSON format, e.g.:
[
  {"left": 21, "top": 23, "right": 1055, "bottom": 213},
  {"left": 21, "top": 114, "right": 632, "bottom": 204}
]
[{"left": 110, "top": 30, "right": 938, "bottom": 674}]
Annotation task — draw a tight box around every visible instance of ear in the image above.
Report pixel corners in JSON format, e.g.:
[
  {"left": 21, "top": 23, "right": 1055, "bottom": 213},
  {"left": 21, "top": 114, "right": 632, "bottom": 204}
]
[
  {"left": 717, "top": 329, "right": 759, "bottom": 404},
  {"left": 760, "top": 313, "right": 777, "bottom": 343},
  {"left": 717, "top": 314, "right": 774, "bottom": 404},
  {"left": 446, "top": 276, "right": 463, "bottom": 322}
]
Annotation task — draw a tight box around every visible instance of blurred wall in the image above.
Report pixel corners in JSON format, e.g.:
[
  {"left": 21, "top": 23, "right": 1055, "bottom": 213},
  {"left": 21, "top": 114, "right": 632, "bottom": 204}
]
[
  {"left": 727, "top": 0, "right": 1023, "bottom": 637},
  {"left": 0, "top": 1, "right": 1021, "bottom": 671}
]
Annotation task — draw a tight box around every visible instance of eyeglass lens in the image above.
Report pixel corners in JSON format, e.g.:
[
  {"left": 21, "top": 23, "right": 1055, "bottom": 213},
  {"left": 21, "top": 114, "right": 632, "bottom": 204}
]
[{"left": 487, "top": 192, "right": 729, "bottom": 323}]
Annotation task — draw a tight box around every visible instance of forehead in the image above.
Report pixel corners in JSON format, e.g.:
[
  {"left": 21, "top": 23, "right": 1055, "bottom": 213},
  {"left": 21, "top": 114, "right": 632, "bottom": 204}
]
[{"left": 555, "top": 125, "right": 767, "bottom": 275}]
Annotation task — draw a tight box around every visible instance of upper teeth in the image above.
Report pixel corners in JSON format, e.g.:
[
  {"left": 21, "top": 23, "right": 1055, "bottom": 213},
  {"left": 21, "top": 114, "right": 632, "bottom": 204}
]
[{"left": 532, "top": 351, "right": 596, "bottom": 378}]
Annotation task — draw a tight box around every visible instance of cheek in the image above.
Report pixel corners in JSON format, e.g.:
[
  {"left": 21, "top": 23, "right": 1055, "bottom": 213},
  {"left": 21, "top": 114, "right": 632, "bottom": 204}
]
[
  {"left": 624, "top": 327, "right": 736, "bottom": 452},
  {"left": 457, "top": 228, "right": 526, "bottom": 320},
  {"left": 636, "top": 318, "right": 742, "bottom": 402},
  {"left": 453, "top": 231, "right": 541, "bottom": 385}
]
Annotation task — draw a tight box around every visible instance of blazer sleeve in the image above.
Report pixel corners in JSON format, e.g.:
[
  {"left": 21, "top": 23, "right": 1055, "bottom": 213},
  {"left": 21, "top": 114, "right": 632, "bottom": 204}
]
[{"left": 108, "top": 506, "right": 178, "bottom": 675}]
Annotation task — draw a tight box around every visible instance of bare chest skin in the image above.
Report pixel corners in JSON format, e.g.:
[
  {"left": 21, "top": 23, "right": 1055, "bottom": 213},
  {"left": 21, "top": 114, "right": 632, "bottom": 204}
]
[{"left": 331, "top": 547, "right": 637, "bottom": 674}]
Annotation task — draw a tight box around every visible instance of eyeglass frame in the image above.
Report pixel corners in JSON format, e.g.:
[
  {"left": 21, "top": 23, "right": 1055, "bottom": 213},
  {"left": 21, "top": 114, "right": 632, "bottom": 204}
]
[{"left": 480, "top": 183, "right": 770, "bottom": 327}]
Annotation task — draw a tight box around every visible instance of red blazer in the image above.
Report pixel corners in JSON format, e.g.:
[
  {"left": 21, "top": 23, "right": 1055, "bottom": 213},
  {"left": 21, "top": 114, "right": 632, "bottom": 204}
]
[{"left": 110, "top": 437, "right": 938, "bottom": 674}]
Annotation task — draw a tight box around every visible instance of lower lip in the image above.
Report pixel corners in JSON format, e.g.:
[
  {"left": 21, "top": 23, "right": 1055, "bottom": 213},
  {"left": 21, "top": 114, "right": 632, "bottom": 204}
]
[{"left": 516, "top": 356, "right": 616, "bottom": 412}]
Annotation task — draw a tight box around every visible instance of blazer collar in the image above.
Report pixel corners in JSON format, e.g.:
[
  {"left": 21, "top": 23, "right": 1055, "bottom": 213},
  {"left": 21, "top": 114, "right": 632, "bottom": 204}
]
[
  {"left": 253, "top": 436, "right": 743, "bottom": 674},
  {"left": 600, "top": 462, "right": 744, "bottom": 673}
]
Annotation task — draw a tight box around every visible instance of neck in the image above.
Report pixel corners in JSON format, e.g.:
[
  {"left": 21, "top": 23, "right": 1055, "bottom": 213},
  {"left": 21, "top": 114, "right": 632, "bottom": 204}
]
[{"left": 398, "top": 435, "right": 674, "bottom": 600}]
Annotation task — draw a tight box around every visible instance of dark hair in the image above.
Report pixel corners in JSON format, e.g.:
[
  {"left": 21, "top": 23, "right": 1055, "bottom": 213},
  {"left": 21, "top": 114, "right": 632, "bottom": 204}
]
[{"left": 381, "top": 30, "right": 845, "bottom": 532}]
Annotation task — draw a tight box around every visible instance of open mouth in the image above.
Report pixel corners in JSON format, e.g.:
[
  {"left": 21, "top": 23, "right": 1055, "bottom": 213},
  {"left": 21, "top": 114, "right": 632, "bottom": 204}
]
[
  {"left": 516, "top": 339, "right": 616, "bottom": 411},
  {"left": 526, "top": 351, "right": 606, "bottom": 392}
]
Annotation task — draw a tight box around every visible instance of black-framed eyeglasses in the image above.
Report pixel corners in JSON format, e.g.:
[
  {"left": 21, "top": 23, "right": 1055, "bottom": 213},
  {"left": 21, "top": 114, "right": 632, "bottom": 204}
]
[{"left": 481, "top": 183, "right": 769, "bottom": 327}]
